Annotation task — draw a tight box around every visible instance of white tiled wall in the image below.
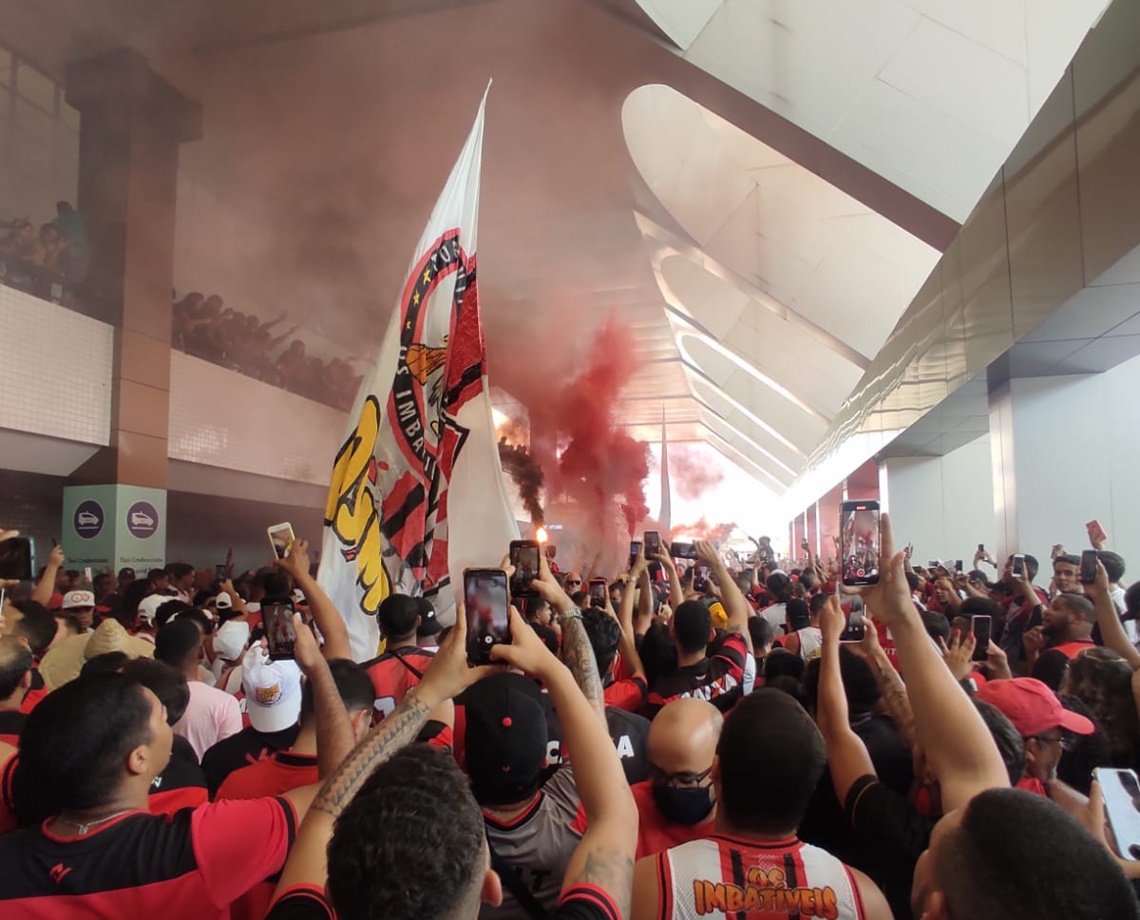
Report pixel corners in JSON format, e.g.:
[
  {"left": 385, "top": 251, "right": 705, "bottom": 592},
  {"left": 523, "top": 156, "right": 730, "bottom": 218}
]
[
  {"left": 0, "top": 284, "right": 113, "bottom": 444},
  {"left": 168, "top": 352, "right": 348, "bottom": 485}
]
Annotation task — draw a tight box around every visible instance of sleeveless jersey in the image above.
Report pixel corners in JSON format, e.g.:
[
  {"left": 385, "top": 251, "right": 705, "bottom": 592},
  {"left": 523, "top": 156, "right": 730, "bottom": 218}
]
[
  {"left": 362, "top": 647, "right": 436, "bottom": 722},
  {"left": 656, "top": 834, "right": 864, "bottom": 920}
]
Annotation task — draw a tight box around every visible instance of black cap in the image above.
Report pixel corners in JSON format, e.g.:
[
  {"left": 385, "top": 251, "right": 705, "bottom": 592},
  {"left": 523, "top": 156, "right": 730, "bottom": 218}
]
[
  {"left": 414, "top": 597, "right": 442, "bottom": 637},
  {"left": 464, "top": 673, "right": 548, "bottom": 805}
]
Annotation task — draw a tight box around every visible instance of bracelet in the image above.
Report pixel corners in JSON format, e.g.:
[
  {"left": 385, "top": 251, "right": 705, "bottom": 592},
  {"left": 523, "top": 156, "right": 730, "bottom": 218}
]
[{"left": 556, "top": 605, "right": 583, "bottom": 624}]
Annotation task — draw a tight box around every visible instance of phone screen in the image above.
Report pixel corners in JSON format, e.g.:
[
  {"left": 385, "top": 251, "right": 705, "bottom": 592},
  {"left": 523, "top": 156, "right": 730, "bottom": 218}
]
[
  {"left": 692, "top": 564, "right": 711, "bottom": 593},
  {"left": 267, "top": 523, "right": 295, "bottom": 560},
  {"left": 840, "top": 501, "right": 880, "bottom": 586},
  {"left": 1080, "top": 550, "right": 1098, "bottom": 585},
  {"left": 643, "top": 531, "right": 661, "bottom": 557},
  {"left": 1012, "top": 554, "right": 1026, "bottom": 579},
  {"left": 671, "top": 541, "right": 697, "bottom": 560},
  {"left": 588, "top": 578, "right": 608, "bottom": 607},
  {"left": 629, "top": 541, "right": 642, "bottom": 569},
  {"left": 0, "top": 537, "right": 34, "bottom": 581},
  {"left": 466, "top": 569, "right": 510, "bottom": 664},
  {"left": 263, "top": 602, "right": 297, "bottom": 660},
  {"left": 840, "top": 609, "right": 866, "bottom": 642},
  {"left": 971, "top": 615, "right": 991, "bottom": 661},
  {"left": 509, "top": 541, "right": 540, "bottom": 598},
  {"left": 1096, "top": 768, "right": 1140, "bottom": 860}
]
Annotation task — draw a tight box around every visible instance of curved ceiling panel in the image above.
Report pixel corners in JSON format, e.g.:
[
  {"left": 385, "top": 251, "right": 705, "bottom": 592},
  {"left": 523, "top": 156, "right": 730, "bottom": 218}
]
[
  {"left": 622, "top": 83, "right": 940, "bottom": 360},
  {"left": 699, "top": 410, "right": 793, "bottom": 489},
  {"left": 682, "top": 335, "right": 829, "bottom": 454},
  {"left": 649, "top": 0, "right": 1110, "bottom": 222},
  {"left": 660, "top": 254, "right": 863, "bottom": 416},
  {"left": 688, "top": 375, "right": 803, "bottom": 472}
]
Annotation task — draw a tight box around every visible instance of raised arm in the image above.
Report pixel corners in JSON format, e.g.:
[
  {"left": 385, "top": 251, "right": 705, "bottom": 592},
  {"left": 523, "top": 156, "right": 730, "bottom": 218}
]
[
  {"left": 696, "top": 539, "right": 752, "bottom": 651},
  {"left": 817, "top": 595, "right": 877, "bottom": 805},
  {"left": 616, "top": 552, "right": 647, "bottom": 684},
  {"left": 1089, "top": 560, "right": 1140, "bottom": 669},
  {"left": 493, "top": 611, "right": 638, "bottom": 916},
  {"left": 31, "top": 544, "right": 64, "bottom": 606},
  {"left": 532, "top": 550, "right": 605, "bottom": 719},
  {"left": 659, "top": 544, "right": 685, "bottom": 610},
  {"left": 273, "top": 610, "right": 494, "bottom": 898},
  {"left": 291, "top": 614, "right": 355, "bottom": 779},
  {"left": 855, "top": 515, "right": 1008, "bottom": 812},
  {"left": 275, "top": 538, "right": 352, "bottom": 661}
]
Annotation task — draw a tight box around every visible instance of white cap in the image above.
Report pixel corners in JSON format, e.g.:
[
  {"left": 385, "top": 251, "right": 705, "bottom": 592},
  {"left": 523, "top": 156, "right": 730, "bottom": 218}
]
[
  {"left": 292, "top": 589, "right": 305, "bottom": 605},
  {"left": 215, "top": 591, "right": 233, "bottom": 611},
  {"left": 241, "top": 646, "right": 302, "bottom": 733},
  {"left": 213, "top": 619, "right": 249, "bottom": 661},
  {"left": 62, "top": 590, "right": 95, "bottom": 610},
  {"left": 136, "top": 593, "right": 169, "bottom": 625}
]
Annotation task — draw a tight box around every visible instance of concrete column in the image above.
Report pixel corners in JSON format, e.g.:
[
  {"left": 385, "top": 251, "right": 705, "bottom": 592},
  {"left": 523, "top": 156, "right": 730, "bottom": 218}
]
[
  {"left": 987, "top": 364, "right": 1140, "bottom": 564},
  {"left": 64, "top": 49, "right": 201, "bottom": 489}
]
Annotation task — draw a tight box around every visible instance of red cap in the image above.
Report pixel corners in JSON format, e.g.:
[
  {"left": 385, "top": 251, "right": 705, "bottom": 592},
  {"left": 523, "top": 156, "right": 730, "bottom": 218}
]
[{"left": 976, "top": 677, "right": 1094, "bottom": 738}]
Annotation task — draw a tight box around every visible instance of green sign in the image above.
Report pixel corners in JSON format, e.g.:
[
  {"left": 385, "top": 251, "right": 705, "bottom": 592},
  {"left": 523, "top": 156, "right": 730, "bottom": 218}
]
[{"left": 62, "top": 485, "right": 167, "bottom": 572}]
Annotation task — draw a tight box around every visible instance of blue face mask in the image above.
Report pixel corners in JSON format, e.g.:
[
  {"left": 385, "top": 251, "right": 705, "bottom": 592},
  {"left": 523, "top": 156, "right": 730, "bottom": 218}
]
[{"left": 652, "top": 783, "right": 714, "bottom": 826}]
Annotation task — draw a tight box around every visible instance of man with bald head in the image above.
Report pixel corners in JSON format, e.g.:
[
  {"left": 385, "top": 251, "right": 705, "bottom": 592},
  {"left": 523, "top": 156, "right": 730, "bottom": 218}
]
[
  {"left": 0, "top": 637, "right": 33, "bottom": 744},
  {"left": 632, "top": 698, "right": 722, "bottom": 858}
]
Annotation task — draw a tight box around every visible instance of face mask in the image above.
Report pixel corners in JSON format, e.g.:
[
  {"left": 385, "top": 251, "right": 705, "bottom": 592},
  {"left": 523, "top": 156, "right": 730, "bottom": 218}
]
[{"left": 652, "top": 783, "right": 714, "bottom": 826}]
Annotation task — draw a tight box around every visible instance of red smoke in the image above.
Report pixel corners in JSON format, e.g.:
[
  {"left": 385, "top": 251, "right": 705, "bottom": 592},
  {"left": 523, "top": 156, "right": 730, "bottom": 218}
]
[
  {"left": 670, "top": 518, "right": 735, "bottom": 547},
  {"left": 666, "top": 445, "right": 725, "bottom": 501},
  {"left": 486, "top": 315, "right": 651, "bottom": 573}
]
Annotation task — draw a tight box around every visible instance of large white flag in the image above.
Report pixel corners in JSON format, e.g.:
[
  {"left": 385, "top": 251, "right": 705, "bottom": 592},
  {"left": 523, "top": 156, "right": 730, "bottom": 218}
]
[{"left": 318, "top": 88, "right": 519, "bottom": 661}]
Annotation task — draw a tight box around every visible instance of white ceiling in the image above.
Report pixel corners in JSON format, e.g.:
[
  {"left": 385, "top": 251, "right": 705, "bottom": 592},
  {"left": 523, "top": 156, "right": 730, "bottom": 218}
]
[{"left": 635, "top": 0, "right": 1112, "bottom": 222}]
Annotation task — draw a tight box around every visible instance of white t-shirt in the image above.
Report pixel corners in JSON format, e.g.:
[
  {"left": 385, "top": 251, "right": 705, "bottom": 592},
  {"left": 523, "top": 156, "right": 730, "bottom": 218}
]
[
  {"left": 1111, "top": 584, "right": 1137, "bottom": 643},
  {"left": 760, "top": 602, "right": 787, "bottom": 636}
]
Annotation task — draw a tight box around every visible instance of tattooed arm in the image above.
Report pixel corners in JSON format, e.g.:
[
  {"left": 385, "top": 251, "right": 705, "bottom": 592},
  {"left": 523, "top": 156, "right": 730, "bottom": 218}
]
[
  {"left": 492, "top": 611, "right": 639, "bottom": 918},
  {"left": 273, "top": 608, "right": 494, "bottom": 901},
  {"left": 531, "top": 547, "right": 607, "bottom": 719},
  {"left": 560, "top": 613, "right": 606, "bottom": 720}
]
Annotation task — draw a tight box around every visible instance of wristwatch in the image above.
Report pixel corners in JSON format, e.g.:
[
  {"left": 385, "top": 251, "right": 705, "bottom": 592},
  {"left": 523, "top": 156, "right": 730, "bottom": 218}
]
[{"left": 556, "top": 604, "right": 583, "bottom": 625}]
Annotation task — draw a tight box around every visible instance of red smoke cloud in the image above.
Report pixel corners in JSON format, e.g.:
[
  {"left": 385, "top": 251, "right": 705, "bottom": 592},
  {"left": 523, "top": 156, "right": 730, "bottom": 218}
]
[
  {"left": 666, "top": 444, "right": 725, "bottom": 501},
  {"left": 670, "top": 518, "right": 735, "bottom": 547},
  {"left": 486, "top": 314, "right": 650, "bottom": 573}
]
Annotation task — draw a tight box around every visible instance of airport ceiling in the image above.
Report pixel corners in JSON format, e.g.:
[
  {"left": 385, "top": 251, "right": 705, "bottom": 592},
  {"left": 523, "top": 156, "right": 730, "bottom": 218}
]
[{"left": 0, "top": 0, "right": 1112, "bottom": 495}]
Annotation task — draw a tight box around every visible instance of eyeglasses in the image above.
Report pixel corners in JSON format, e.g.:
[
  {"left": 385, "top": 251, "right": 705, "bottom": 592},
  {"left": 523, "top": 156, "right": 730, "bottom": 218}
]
[{"left": 648, "top": 765, "right": 713, "bottom": 788}]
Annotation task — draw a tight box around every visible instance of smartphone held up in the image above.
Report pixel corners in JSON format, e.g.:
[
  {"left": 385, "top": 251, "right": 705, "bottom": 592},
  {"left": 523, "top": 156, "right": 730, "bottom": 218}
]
[
  {"left": 267, "top": 522, "right": 296, "bottom": 560},
  {"left": 465, "top": 568, "right": 511, "bottom": 665},
  {"left": 263, "top": 601, "right": 298, "bottom": 660},
  {"left": 509, "top": 540, "right": 540, "bottom": 598},
  {"left": 840, "top": 500, "right": 880, "bottom": 587}
]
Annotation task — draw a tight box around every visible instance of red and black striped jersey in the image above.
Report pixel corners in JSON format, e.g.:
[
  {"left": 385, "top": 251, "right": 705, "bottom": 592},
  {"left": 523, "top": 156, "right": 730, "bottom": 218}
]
[{"left": 0, "top": 797, "right": 298, "bottom": 918}]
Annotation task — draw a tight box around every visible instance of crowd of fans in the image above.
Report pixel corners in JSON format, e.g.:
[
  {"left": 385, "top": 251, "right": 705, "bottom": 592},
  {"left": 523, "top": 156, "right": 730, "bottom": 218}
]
[
  {"left": 171, "top": 292, "right": 362, "bottom": 411},
  {"left": 0, "top": 515, "right": 1139, "bottom": 919},
  {"left": 0, "top": 202, "right": 88, "bottom": 303}
]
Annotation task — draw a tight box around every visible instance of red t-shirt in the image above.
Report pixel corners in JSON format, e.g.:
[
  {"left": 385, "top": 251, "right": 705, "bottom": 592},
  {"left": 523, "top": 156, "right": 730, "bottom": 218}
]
[
  {"left": 362, "top": 647, "right": 436, "bottom": 723},
  {"left": 216, "top": 751, "right": 319, "bottom": 801},
  {"left": 631, "top": 780, "right": 713, "bottom": 859},
  {"left": 604, "top": 677, "right": 647, "bottom": 713},
  {"left": 0, "top": 798, "right": 298, "bottom": 918}
]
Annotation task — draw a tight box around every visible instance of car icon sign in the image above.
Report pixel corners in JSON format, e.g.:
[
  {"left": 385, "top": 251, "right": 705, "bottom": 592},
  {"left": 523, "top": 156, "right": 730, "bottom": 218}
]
[
  {"left": 131, "top": 510, "right": 154, "bottom": 528},
  {"left": 77, "top": 511, "right": 99, "bottom": 527}
]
